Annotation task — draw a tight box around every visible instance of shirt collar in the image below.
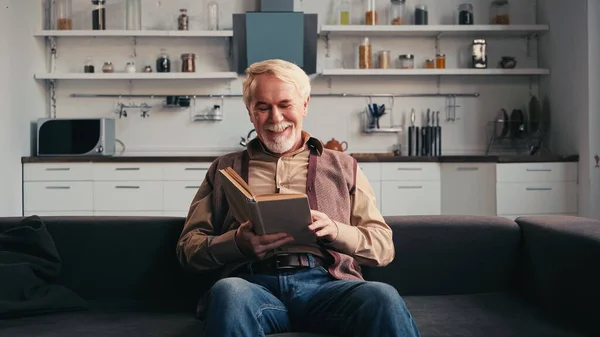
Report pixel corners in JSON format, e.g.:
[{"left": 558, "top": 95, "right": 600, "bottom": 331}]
[{"left": 247, "top": 130, "right": 323, "bottom": 159}]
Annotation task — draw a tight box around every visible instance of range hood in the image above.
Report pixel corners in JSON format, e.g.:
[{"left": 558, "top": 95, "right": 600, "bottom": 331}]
[{"left": 231, "top": 0, "right": 318, "bottom": 74}]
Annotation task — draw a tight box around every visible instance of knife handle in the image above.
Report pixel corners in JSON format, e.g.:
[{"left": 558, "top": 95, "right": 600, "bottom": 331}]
[
  {"left": 408, "top": 127, "right": 413, "bottom": 156},
  {"left": 438, "top": 126, "right": 442, "bottom": 156},
  {"left": 415, "top": 127, "right": 420, "bottom": 156}
]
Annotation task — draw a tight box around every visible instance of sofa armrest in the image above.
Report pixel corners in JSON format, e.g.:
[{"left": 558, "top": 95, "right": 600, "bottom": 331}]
[{"left": 516, "top": 215, "right": 600, "bottom": 336}]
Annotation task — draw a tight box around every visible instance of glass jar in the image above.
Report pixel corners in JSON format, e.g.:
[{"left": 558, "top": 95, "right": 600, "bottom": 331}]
[
  {"left": 92, "top": 0, "right": 106, "bottom": 30},
  {"left": 143, "top": 65, "right": 153, "bottom": 73},
  {"left": 126, "top": 0, "right": 142, "bottom": 30},
  {"left": 359, "top": 37, "right": 372, "bottom": 69},
  {"left": 207, "top": 1, "right": 219, "bottom": 30},
  {"left": 156, "top": 48, "right": 171, "bottom": 73},
  {"left": 399, "top": 54, "right": 414, "bottom": 69},
  {"left": 55, "top": 0, "right": 72, "bottom": 30},
  {"left": 84, "top": 56, "right": 95, "bottom": 73},
  {"left": 125, "top": 61, "right": 136, "bottom": 73},
  {"left": 458, "top": 3, "right": 474, "bottom": 25},
  {"left": 490, "top": 0, "right": 510, "bottom": 25},
  {"left": 414, "top": 5, "right": 428, "bottom": 25},
  {"left": 102, "top": 61, "right": 113, "bottom": 73},
  {"left": 378, "top": 50, "right": 391, "bottom": 69},
  {"left": 365, "top": 0, "right": 378, "bottom": 25},
  {"left": 472, "top": 39, "right": 488, "bottom": 68},
  {"left": 178, "top": 9, "right": 189, "bottom": 31},
  {"left": 424, "top": 59, "right": 435, "bottom": 69},
  {"left": 436, "top": 53, "right": 446, "bottom": 68},
  {"left": 390, "top": 0, "right": 405, "bottom": 25},
  {"left": 338, "top": 0, "right": 351, "bottom": 25},
  {"left": 181, "top": 53, "right": 197, "bottom": 72}
]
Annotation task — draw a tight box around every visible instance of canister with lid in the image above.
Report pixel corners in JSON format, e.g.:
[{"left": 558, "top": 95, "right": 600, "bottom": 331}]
[
  {"left": 359, "top": 37, "right": 373, "bottom": 69},
  {"left": 390, "top": 0, "right": 405, "bottom": 25},
  {"left": 399, "top": 54, "right": 414, "bottom": 69},
  {"left": 378, "top": 51, "right": 391, "bottom": 69},
  {"left": 181, "top": 53, "right": 197, "bottom": 72},
  {"left": 471, "top": 39, "right": 487, "bottom": 68}
]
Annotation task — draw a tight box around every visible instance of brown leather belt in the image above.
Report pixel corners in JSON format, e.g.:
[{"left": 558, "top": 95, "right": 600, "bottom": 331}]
[{"left": 249, "top": 253, "right": 328, "bottom": 274}]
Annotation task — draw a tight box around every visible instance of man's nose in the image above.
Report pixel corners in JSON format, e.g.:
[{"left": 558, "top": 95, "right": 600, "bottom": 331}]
[{"left": 269, "top": 107, "right": 284, "bottom": 123}]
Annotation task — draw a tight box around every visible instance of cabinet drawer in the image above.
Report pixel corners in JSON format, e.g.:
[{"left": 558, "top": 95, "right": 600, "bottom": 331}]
[
  {"left": 496, "top": 182, "right": 577, "bottom": 215},
  {"left": 163, "top": 163, "right": 211, "bottom": 181},
  {"left": 23, "top": 163, "right": 93, "bottom": 182},
  {"left": 381, "top": 163, "right": 440, "bottom": 181},
  {"left": 23, "top": 182, "right": 93, "bottom": 211},
  {"left": 92, "top": 163, "right": 163, "bottom": 181},
  {"left": 496, "top": 163, "right": 577, "bottom": 182},
  {"left": 381, "top": 181, "right": 441, "bottom": 216},
  {"left": 164, "top": 181, "right": 201, "bottom": 211},
  {"left": 441, "top": 163, "right": 496, "bottom": 216},
  {"left": 93, "top": 182, "right": 163, "bottom": 211},
  {"left": 358, "top": 163, "right": 381, "bottom": 181}
]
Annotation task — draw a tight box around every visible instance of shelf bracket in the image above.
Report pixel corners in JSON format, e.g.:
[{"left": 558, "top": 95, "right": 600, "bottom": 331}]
[
  {"left": 49, "top": 79, "right": 57, "bottom": 119},
  {"left": 526, "top": 35, "right": 532, "bottom": 58},
  {"left": 434, "top": 33, "right": 442, "bottom": 54},
  {"left": 325, "top": 34, "right": 331, "bottom": 58},
  {"left": 436, "top": 76, "right": 441, "bottom": 94},
  {"left": 326, "top": 76, "right": 332, "bottom": 89},
  {"left": 131, "top": 37, "right": 138, "bottom": 58},
  {"left": 49, "top": 36, "right": 57, "bottom": 73}
]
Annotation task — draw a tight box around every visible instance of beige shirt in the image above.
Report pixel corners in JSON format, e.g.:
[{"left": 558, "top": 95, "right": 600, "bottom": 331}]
[{"left": 177, "top": 131, "right": 394, "bottom": 274}]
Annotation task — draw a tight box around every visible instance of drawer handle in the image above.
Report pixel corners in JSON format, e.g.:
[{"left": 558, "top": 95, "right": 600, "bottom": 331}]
[
  {"left": 184, "top": 168, "right": 205, "bottom": 171},
  {"left": 526, "top": 187, "right": 553, "bottom": 191},
  {"left": 45, "top": 186, "right": 70, "bottom": 190},
  {"left": 526, "top": 168, "right": 552, "bottom": 172},
  {"left": 185, "top": 186, "right": 200, "bottom": 189},
  {"left": 45, "top": 168, "right": 70, "bottom": 171},
  {"left": 115, "top": 186, "right": 140, "bottom": 189},
  {"left": 397, "top": 168, "right": 423, "bottom": 171},
  {"left": 457, "top": 167, "right": 479, "bottom": 171},
  {"left": 115, "top": 168, "right": 140, "bottom": 171},
  {"left": 397, "top": 186, "right": 423, "bottom": 189}
]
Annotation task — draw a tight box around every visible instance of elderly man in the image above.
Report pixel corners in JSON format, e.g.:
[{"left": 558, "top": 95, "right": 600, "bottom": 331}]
[{"left": 176, "top": 59, "right": 420, "bottom": 337}]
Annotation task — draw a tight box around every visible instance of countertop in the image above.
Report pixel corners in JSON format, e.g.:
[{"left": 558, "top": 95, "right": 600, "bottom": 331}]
[{"left": 21, "top": 154, "right": 580, "bottom": 164}]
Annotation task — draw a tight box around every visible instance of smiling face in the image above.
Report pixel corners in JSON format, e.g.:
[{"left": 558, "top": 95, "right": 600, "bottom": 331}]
[{"left": 247, "top": 74, "right": 309, "bottom": 155}]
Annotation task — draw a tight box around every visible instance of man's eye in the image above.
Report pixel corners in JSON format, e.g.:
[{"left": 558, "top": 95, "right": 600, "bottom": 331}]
[
  {"left": 279, "top": 105, "right": 291, "bottom": 109},
  {"left": 257, "top": 106, "right": 270, "bottom": 111}
]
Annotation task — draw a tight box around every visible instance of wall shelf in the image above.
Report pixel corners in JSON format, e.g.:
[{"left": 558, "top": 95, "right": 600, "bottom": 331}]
[
  {"left": 321, "top": 69, "right": 550, "bottom": 76},
  {"left": 34, "top": 72, "right": 239, "bottom": 80},
  {"left": 34, "top": 30, "right": 234, "bottom": 38},
  {"left": 319, "top": 25, "right": 549, "bottom": 38}
]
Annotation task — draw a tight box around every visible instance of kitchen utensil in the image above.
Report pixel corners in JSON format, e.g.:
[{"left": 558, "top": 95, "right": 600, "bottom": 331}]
[
  {"left": 432, "top": 110, "right": 437, "bottom": 156},
  {"left": 528, "top": 95, "right": 541, "bottom": 134},
  {"left": 324, "top": 138, "right": 348, "bottom": 152},
  {"left": 408, "top": 108, "right": 415, "bottom": 156},
  {"left": 499, "top": 56, "right": 517, "bottom": 69},
  {"left": 494, "top": 108, "right": 509, "bottom": 138},
  {"left": 510, "top": 109, "right": 525, "bottom": 138},
  {"left": 436, "top": 110, "right": 442, "bottom": 156}
]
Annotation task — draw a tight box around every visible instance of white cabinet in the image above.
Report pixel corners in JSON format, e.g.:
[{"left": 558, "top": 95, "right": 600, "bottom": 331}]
[
  {"left": 381, "top": 163, "right": 441, "bottom": 216},
  {"left": 496, "top": 162, "right": 578, "bottom": 218},
  {"left": 93, "top": 181, "right": 164, "bottom": 212},
  {"left": 441, "top": 163, "right": 496, "bottom": 216},
  {"left": 358, "top": 163, "right": 382, "bottom": 211},
  {"left": 23, "top": 181, "right": 94, "bottom": 212}
]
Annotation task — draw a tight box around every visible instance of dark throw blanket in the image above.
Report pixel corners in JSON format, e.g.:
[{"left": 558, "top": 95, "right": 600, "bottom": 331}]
[{"left": 0, "top": 215, "right": 87, "bottom": 319}]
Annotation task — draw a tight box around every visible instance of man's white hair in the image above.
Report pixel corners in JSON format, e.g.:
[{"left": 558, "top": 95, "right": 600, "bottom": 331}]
[{"left": 242, "top": 59, "right": 311, "bottom": 107}]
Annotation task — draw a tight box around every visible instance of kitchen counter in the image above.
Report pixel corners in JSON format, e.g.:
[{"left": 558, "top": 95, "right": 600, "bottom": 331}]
[{"left": 21, "top": 154, "right": 580, "bottom": 164}]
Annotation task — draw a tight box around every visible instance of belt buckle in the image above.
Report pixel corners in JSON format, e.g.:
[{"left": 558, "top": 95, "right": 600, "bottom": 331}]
[{"left": 274, "top": 253, "right": 297, "bottom": 270}]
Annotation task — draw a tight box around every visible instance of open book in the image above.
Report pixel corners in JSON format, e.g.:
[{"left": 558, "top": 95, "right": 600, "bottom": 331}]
[{"left": 218, "top": 167, "right": 316, "bottom": 244}]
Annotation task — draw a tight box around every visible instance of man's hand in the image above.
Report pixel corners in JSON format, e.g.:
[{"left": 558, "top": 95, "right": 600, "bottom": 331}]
[
  {"left": 308, "top": 210, "right": 339, "bottom": 242},
  {"left": 234, "top": 221, "right": 294, "bottom": 260}
]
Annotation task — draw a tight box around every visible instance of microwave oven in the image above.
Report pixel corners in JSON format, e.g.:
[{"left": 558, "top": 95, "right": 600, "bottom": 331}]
[{"left": 36, "top": 118, "right": 116, "bottom": 156}]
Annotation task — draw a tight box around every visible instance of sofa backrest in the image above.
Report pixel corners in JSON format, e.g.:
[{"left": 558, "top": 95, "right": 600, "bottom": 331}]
[
  {"left": 1, "top": 214, "right": 522, "bottom": 303},
  {"left": 362, "top": 215, "right": 522, "bottom": 295},
  {"left": 3, "top": 216, "right": 210, "bottom": 304}
]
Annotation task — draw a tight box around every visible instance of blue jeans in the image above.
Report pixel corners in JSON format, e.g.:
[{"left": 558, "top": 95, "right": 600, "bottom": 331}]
[{"left": 202, "top": 260, "right": 421, "bottom": 337}]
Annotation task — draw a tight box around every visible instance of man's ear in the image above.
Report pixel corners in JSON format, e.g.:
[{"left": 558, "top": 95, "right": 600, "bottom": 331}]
[{"left": 303, "top": 96, "right": 310, "bottom": 116}]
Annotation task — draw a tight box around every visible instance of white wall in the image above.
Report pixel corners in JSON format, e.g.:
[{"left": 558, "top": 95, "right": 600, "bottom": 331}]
[
  {"left": 0, "top": 0, "right": 46, "bottom": 216},
  {"left": 587, "top": 0, "right": 600, "bottom": 220},
  {"left": 49, "top": 0, "right": 540, "bottom": 156}
]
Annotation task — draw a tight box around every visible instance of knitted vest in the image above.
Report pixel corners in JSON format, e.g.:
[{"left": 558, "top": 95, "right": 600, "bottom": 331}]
[{"left": 205, "top": 142, "right": 363, "bottom": 281}]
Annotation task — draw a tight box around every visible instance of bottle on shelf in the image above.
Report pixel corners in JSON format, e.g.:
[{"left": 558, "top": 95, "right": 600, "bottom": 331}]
[
  {"left": 207, "top": 1, "right": 219, "bottom": 30},
  {"left": 156, "top": 48, "right": 171, "bottom": 73},
  {"left": 55, "top": 0, "right": 72, "bottom": 30},
  {"left": 178, "top": 9, "right": 189, "bottom": 31},
  {"left": 84, "top": 56, "right": 94, "bottom": 73},
  {"left": 126, "top": 0, "right": 142, "bottom": 30},
  {"left": 458, "top": 3, "right": 474, "bottom": 25},
  {"left": 490, "top": 0, "right": 510, "bottom": 24},
  {"left": 389, "top": 0, "right": 405, "bottom": 25},
  {"left": 414, "top": 4, "right": 428, "bottom": 25},
  {"left": 365, "top": 0, "right": 378, "bottom": 25},
  {"left": 92, "top": 0, "right": 107, "bottom": 30},
  {"left": 358, "top": 37, "right": 372, "bottom": 69},
  {"left": 338, "top": 0, "right": 351, "bottom": 25}
]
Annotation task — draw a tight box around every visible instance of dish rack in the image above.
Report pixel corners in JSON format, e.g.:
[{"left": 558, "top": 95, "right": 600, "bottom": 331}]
[{"left": 485, "top": 120, "right": 546, "bottom": 155}]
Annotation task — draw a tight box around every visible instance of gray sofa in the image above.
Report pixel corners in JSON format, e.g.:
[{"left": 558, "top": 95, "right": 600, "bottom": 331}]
[{"left": 0, "top": 214, "right": 598, "bottom": 337}]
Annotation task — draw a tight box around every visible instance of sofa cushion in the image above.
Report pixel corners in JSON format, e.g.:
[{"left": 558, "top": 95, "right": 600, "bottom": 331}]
[
  {"left": 0, "top": 301, "right": 329, "bottom": 337},
  {"left": 404, "top": 292, "right": 586, "bottom": 337},
  {"left": 363, "top": 215, "right": 521, "bottom": 295}
]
